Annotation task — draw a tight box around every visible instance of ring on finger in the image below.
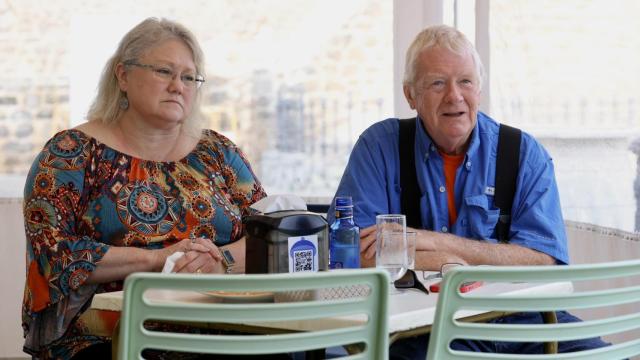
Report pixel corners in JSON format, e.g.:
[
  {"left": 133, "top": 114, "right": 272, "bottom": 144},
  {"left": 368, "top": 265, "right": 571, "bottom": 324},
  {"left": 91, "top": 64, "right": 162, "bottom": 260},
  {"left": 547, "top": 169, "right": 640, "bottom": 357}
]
[{"left": 196, "top": 268, "right": 202, "bottom": 274}]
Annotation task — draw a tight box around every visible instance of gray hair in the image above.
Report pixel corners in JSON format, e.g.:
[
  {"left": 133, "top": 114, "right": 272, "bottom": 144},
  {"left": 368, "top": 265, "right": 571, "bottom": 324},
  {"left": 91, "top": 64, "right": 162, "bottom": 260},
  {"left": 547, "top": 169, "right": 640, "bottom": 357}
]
[
  {"left": 403, "top": 25, "right": 484, "bottom": 89},
  {"left": 87, "top": 17, "right": 205, "bottom": 136}
]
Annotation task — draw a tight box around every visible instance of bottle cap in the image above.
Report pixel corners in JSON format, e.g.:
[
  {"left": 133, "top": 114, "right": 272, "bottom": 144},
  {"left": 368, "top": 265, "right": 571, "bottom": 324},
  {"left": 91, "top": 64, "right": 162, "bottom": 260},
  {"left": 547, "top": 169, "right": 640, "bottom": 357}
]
[{"left": 335, "top": 196, "right": 353, "bottom": 207}]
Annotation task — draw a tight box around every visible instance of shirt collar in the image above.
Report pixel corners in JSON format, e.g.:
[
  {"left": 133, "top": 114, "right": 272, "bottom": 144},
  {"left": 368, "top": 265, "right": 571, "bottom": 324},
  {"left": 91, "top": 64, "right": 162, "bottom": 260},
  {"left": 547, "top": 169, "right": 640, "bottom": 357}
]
[{"left": 414, "top": 114, "right": 481, "bottom": 162}]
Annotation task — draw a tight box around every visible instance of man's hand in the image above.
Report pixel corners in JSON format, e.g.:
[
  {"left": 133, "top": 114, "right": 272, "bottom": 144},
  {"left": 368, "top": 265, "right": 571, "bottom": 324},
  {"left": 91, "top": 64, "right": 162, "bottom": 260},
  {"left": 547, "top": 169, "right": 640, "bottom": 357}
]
[
  {"left": 359, "top": 225, "right": 377, "bottom": 260},
  {"left": 361, "top": 225, "right": 435, "bottom": 260}
]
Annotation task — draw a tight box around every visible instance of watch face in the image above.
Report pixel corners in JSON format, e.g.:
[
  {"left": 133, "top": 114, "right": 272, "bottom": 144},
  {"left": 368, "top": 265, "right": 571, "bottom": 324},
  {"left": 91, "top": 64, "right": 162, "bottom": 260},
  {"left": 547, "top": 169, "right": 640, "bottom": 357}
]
[{"left": 222, "top": 249, "right": 235, "bottom": 266}]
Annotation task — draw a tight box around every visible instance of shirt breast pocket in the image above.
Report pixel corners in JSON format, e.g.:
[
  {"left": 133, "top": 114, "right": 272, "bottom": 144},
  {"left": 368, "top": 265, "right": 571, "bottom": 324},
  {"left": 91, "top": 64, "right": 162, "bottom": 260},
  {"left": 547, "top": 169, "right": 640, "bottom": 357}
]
[{"left": 462, "top": 194, "right": 500, "bottom": 240}]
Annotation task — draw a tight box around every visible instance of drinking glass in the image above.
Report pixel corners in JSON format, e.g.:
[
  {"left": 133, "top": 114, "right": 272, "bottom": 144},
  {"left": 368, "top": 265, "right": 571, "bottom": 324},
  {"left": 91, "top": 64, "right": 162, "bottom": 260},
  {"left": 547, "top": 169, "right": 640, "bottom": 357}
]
[
  {"left": 376, "top": 214, "right": 408, "bottom": 292},
  {"left": 406, "top": 231, "right": 417, "bottom": 270}
]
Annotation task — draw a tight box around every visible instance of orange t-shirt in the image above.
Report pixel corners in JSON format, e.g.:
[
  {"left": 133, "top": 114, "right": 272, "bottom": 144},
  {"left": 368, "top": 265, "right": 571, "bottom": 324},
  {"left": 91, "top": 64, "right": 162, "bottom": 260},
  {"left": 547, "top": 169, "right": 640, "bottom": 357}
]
[{"left": 440, "top": 151, "right": 465, "bottom": 225}]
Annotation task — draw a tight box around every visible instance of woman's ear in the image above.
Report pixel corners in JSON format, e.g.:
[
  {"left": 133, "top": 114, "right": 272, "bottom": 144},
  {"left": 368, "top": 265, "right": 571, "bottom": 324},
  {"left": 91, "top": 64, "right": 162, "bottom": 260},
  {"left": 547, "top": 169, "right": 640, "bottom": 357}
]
[
  {"left": 403, "top": 85, "right": 416, "bottom": 110},
  {"left": 115, "top": 63, "right": 128, "bottom": 92}
]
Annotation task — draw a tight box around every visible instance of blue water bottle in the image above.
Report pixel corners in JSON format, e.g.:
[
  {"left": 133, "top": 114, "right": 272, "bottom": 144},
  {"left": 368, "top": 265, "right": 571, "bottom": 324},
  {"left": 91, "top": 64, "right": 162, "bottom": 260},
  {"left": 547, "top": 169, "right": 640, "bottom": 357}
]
[{"left": 329, "top": 196, "right": 360, "bottom": 269}]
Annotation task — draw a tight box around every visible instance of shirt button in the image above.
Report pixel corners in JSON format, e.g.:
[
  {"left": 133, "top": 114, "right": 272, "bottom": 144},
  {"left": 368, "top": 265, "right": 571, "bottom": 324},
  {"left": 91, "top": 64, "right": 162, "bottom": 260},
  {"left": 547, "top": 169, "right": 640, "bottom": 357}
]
[
  {"left": 465, "top": 161, "right": 472, "bottom": 170},
  {"left": 439, "top": 186, "right": 445, "bottom": 193},
  {"left": 441, "top": 226, "right": 448, "bottom": 233}
]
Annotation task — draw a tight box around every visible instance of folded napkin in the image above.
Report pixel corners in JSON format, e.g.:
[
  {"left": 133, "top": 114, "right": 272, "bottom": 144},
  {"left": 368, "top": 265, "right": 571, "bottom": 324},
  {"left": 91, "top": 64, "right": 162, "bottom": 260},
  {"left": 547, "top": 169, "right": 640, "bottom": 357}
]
[
  {"left": 250, "top": 194, "right": 307, "bottom": 214},
  {"left": 162, "top": 251, "right": 184, "bottom": 273}
]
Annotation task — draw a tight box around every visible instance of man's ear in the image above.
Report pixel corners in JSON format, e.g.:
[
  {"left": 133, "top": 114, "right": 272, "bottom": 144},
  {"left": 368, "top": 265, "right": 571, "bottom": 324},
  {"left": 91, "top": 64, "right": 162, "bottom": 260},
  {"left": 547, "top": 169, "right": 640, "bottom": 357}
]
[
  {"left": 403, "top": 85, "right": 416, "bottom": 110},
  {"left": 115, "top": 63, "right": 128, "bottom": 92}
]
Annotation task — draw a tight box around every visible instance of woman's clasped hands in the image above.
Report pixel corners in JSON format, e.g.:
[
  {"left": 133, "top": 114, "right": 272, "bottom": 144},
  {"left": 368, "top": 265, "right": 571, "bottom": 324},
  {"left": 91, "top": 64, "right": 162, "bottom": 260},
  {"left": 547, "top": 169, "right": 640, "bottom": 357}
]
[{"left": 162, "top": 236, "right": 224, "bottom": 274}]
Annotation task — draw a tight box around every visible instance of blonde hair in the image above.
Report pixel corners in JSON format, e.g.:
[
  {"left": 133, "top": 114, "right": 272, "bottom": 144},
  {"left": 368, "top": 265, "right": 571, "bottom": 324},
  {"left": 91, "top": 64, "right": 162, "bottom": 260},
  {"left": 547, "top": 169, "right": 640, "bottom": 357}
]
[
  {"left": 403, "top": 25, "right": 484, "bottom": 89},
  {"left": 87, "top": 17, "right": 205, "bottom": 136}
]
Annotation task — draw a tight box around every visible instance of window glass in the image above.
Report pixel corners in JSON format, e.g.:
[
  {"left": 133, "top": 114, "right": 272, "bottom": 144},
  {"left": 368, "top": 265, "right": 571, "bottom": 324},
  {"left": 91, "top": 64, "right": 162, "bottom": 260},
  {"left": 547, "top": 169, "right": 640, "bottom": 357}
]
[
  {"left": 488, "top": 0, "right": 640, "bottom": 231},
  {"left": 0, "top": 0, "right": 393, "bottom": 198}
]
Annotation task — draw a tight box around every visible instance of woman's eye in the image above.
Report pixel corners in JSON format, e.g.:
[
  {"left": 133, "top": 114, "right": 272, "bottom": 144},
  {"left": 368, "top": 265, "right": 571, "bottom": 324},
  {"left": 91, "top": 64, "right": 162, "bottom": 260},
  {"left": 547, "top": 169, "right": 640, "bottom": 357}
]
[
  {"left": 156, "top": 68, "right": 173, "bottom": 76},
  {"left": 182, "top": 75, "right": 196, "bottom": 82}
]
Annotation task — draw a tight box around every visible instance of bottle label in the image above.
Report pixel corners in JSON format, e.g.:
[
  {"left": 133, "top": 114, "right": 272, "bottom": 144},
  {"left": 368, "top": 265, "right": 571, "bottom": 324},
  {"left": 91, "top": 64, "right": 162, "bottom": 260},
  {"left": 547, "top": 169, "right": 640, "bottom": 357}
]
[{"left": 335, "top": 208, "right": 353, "bottom": 219}]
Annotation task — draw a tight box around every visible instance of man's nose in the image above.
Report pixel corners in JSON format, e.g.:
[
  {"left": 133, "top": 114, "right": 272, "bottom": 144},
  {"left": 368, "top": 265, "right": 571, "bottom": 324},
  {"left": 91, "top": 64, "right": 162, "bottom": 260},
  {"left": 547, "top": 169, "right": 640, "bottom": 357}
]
[{"left": 444, "top": 84, "right": 463, "bottom": 103}]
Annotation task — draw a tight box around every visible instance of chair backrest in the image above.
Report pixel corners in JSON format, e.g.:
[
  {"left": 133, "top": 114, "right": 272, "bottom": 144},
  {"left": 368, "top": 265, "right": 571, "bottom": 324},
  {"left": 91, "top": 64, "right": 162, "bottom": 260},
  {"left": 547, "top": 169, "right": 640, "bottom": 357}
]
[
  {"left": 118, "top": 268, "right": 389, "bottom": 359},
  {"left": 426, "top": 260, "right": 640, "bottom": 360}
]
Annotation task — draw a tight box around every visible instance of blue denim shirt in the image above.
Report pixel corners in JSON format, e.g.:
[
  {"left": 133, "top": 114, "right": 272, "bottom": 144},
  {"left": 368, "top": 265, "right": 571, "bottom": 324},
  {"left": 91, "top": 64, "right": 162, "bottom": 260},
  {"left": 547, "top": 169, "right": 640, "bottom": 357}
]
[{"left": 328, "top": 112, "right": 568, "bottom": 264}]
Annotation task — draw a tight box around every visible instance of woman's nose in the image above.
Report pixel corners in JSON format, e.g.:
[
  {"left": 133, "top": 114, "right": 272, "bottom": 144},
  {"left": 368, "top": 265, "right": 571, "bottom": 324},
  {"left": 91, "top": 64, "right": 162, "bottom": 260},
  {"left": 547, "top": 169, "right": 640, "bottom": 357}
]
[{"left": 167, "top": 74, "right": 184, "bottom": 93}]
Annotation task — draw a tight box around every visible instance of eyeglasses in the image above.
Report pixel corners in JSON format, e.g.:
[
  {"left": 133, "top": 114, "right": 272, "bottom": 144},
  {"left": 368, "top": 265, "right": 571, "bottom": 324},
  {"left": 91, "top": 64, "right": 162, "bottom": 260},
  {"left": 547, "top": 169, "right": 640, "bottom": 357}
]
[
  {"left": 423, "top": 262, "right": 464, "bottom": 281},
  {"left": 124, "top": 61, "right": 205, "bottom": 90}
]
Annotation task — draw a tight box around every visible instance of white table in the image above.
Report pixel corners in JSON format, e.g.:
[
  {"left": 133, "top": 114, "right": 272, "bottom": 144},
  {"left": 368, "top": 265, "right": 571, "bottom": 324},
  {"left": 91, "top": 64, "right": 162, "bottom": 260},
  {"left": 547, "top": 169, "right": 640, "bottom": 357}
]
[
  {"left": 90, "top": 272, "right": 573, "bottom": 341},
  {"left": 387, "top": 275, "right": 572, "bottom": 341}
]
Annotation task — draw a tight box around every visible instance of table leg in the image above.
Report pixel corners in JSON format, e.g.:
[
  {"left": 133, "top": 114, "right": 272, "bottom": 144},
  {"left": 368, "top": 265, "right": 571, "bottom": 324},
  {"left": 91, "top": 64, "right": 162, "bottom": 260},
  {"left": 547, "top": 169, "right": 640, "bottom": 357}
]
[
  {"left": 542, "top": 311, "right": 558, "bottom": 354},
  {"left": 111, "top": 320, "right": 120, "bottom": 360}
]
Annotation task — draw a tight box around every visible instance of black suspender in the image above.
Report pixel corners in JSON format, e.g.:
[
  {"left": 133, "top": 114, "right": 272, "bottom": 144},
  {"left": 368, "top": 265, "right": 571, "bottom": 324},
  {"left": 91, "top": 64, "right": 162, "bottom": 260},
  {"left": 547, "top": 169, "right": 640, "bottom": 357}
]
[
  {"left": 398, "top": 118, "right": 421, "bottom": 228},
  {"left": 397, "top": 118, "right": 521, "bottom": 242},
  {"left": 494, "top": 124, "right": 522, "bottom": 243}
]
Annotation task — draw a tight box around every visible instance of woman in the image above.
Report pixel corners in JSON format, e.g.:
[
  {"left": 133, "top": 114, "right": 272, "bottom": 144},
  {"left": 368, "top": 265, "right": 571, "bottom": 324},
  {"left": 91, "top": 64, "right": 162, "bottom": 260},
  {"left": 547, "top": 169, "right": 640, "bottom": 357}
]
[{"left": 22, "top": 18, "right": 266, "bottom": 359}]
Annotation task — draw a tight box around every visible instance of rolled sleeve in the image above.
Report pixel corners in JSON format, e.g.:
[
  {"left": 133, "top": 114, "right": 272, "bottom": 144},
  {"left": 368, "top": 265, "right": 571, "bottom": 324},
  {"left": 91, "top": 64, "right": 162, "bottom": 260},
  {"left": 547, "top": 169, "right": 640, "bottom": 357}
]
[{"left": 509, "top": 138, "right": 568, "bottom": 264}]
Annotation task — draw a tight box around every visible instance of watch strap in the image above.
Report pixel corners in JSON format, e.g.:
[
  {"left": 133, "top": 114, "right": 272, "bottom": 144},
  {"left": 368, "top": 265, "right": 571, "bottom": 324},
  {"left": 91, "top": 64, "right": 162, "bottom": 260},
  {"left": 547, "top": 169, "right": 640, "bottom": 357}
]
[{"left": 221, "top": 249, "right": 235, "bottom": 273}]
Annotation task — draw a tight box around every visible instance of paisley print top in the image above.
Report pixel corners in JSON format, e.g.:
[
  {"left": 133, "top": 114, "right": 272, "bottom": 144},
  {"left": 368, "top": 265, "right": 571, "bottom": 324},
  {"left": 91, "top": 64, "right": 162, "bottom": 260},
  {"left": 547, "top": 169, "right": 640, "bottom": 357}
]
[{"left": 21, "top": 129, "right": 266, "bottom": 359}]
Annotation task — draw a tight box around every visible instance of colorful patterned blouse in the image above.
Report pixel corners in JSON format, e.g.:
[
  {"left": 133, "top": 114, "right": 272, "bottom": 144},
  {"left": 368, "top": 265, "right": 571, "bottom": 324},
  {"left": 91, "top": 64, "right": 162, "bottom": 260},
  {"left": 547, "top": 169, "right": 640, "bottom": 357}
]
[{"left": 22, "top": 129, "right": 266, "bottom": 359}]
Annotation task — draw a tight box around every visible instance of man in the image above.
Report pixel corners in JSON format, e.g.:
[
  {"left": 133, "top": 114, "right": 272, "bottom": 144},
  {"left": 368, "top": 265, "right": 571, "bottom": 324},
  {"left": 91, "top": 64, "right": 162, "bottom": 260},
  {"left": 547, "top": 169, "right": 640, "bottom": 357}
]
[{"left": 328, "top": 25, "right": 608, "bottom": 359}]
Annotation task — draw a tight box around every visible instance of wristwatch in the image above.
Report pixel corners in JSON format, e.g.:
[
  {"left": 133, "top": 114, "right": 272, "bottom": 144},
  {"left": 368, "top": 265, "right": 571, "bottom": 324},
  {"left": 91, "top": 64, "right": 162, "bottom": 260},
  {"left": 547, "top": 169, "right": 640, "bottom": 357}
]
[{"left": 221, "top": 248, "right": 235, "bottom": 274}]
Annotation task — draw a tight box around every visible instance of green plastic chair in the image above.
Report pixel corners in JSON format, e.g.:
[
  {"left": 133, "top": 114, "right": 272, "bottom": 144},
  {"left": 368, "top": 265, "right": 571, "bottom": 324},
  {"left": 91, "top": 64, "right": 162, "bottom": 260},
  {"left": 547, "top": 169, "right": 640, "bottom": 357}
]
[
  {"left": 426, "top": 259, "right": 640, "bottom": 360},
  {"left": 117, "top": 269, "right": 389, "bottom": 359}
]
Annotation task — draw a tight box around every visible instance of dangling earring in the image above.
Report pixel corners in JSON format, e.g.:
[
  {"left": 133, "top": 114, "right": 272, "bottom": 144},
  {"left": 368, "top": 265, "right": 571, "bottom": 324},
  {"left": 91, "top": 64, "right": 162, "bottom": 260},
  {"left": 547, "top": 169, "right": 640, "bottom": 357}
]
[{"left": 119, "top": 95, "right": 129, "bottom": 110}]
